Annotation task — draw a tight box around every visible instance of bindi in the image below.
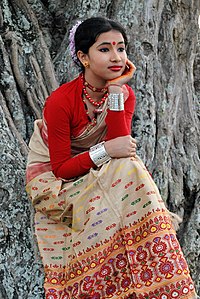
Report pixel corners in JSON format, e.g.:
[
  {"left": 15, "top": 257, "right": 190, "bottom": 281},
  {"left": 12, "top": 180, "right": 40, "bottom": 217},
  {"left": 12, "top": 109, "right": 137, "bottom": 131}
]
[{"left": 112, "top": 41, "right": 116, "bottom": 45}]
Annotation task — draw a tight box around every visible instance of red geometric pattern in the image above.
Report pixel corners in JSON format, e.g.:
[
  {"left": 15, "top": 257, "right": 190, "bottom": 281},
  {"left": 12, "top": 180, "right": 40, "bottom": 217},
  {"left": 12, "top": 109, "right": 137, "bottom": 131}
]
[{"left": 44, "top": 213, "right": 196, "bottom": 299}]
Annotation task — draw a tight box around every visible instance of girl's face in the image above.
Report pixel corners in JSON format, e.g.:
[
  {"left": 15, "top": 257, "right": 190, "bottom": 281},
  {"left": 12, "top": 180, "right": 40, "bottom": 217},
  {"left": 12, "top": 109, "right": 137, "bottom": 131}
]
[{"left": 80, "top": 30, "right": 127, "bottom": 86}]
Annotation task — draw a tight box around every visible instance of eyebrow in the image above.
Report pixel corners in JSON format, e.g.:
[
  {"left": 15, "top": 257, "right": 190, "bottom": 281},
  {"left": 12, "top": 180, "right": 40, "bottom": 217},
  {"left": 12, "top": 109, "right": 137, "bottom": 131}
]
[{"left": 97, "top": 41, "right": 125, "bottom": 47}]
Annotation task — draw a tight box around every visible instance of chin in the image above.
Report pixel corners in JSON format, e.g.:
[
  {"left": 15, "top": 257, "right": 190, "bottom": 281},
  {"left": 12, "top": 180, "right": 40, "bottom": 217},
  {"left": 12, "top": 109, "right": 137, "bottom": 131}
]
[
  {"left": 110, "top": 70, "right": 123, "bottom": 77},
  {"left": 109, "top": 73, "right": 123, "bottom": 80}
]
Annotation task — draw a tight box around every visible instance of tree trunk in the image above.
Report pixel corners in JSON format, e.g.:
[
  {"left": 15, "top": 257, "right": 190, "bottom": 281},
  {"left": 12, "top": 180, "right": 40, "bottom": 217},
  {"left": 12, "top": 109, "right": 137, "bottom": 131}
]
[{"left": 0, "top": 0, "right": 199, "bottom": 298}]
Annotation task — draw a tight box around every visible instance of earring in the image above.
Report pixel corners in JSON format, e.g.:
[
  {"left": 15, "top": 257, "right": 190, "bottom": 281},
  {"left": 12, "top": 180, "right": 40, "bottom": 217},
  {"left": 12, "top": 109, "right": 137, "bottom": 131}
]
[{"left": 83, "top": 61, "right": 89, "bottom": 68}]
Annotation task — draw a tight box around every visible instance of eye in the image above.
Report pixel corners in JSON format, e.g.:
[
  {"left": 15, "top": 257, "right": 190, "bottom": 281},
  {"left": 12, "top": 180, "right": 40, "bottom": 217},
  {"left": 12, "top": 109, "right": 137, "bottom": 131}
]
[
  {"left": 118, "top": 47, "right": 125, "bottom": 52},
  {"left": 99, "top": 48, "right": 109, "bottom": 52}
]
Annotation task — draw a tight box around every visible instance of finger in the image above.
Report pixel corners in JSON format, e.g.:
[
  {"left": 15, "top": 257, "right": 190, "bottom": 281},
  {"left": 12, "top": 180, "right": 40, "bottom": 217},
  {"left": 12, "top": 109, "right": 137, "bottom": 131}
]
[
  {"left": 107, "top": 61, "right": 136, "bottom": 85},
  {"left": 131, "top": 139, "right": 137, "bottom": 147},
  {"left": 132, "top": 148, "right": 137, "bottom": 155},
  {"left": 131, "top": 137, "right": 137, "bottom": 142},
  {"left": 129, "top": 152, "right": 136, "bottom": 158},
  {"left": 125, "top": 60, "right": 136, "bottom": 76},
  {"left": 129, "top": 147, "right": 136, "bottom": 156},
  {"left": 126, "top": 59, "right": 136, "bottom": 73},
  {"left": 131, "top": 144, "right": 137, "bottom": 151}
]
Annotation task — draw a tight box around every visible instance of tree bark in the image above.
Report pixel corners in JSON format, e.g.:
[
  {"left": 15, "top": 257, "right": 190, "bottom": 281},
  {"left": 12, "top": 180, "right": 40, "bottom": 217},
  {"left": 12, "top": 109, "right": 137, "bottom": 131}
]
[{"left": 0, "top": 0, "right": 199, "bottom": 298}]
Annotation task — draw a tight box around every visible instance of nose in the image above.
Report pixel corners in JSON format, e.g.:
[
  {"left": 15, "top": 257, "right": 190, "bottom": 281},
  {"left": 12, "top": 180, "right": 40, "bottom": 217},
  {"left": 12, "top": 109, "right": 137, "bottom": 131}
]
[{"left": 110, "top": 49, "right": 121, "bottom": 62}]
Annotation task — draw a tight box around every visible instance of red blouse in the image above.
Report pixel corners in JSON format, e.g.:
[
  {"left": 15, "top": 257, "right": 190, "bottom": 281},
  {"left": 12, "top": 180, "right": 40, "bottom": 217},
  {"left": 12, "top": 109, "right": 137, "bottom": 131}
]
[{"left": 44, "top": 75, "right": 136, "bottom": 179}]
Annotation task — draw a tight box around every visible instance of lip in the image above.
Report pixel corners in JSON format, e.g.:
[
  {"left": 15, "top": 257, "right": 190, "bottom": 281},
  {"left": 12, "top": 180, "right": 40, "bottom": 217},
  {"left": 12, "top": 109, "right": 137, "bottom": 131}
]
[{"left": 108, "top": 66, "right": 123, "bottom": 71}]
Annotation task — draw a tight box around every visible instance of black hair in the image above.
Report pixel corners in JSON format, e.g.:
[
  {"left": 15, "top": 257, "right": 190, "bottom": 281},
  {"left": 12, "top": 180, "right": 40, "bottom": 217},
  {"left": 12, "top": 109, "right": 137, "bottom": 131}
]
[{"left": 74, "top": 17, "right": 128, "bottom": 68}]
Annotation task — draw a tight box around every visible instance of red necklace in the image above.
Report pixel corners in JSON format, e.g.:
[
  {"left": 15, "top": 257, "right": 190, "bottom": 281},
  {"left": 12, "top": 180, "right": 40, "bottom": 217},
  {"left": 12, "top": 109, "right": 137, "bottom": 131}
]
[
  {"left": 84, "top": 80, "right": 107, "bottom": 93},
  {"left": 81, "top": 73, "right": 107, "bottom": 93},
  {"left": 82, "top": 86, "right": 108, "bottom": 107},
  {"left": 81, "top": 74, "right": 108, "bottom": 108}
]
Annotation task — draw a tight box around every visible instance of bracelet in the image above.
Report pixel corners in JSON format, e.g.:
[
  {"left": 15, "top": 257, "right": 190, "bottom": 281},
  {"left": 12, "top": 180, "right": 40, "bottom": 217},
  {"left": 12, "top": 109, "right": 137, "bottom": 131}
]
[
  {"left": 108, "top": 93, "right": 124, "bottom": 111},
  {"left": 89, "top": 142, "right": 111, "bottom": 167}
]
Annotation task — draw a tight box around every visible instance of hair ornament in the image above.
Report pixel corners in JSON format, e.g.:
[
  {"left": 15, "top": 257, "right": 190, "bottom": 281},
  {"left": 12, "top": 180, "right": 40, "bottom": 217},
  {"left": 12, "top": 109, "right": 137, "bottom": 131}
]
[{"left": 69, "top": 20, "right": 82, "bottom": 66}]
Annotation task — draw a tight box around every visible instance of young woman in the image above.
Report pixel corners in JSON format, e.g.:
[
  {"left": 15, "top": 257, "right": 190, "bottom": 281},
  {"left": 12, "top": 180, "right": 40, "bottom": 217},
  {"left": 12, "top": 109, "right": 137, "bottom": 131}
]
[{"left": 26, "top": 17, "right": 197, "bottom": 299}]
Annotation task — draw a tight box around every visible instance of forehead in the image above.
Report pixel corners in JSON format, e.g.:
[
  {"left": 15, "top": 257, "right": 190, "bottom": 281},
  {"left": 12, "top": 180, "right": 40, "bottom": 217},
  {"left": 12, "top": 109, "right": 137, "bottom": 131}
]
[{"left": 95, "top": 30, "right": 124, "bottom": 43}]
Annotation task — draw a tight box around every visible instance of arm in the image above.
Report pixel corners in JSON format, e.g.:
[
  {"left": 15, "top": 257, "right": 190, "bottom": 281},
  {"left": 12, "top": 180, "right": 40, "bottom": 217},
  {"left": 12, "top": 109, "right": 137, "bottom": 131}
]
[
  {"left": 45, "top": 60, "right": 137, "bottom": 179},
  {"left": 103, "top": 60, "right": 137, "bottom": 158},
  {"left": 105, "top": 86, "right": 136, "bottom": 140},
  {"left": 44, "top": 94, "right": 95, "bottom": 180},
  {"left": 45, "top": 88, "right": 136, "bottom": 180}
]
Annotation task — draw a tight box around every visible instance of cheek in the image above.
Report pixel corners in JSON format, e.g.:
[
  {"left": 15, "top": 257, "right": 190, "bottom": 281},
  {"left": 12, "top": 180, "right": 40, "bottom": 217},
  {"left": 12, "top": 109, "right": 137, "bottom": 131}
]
[
  {"left": 122, "top": 52, "right": 127, "bottom": 61},
  {"left": 121, "top": 65, "right": 126, "bottom": 74},
  {"left": 92, "top": 58, "right": 107, "bottom": 69},
  {"left": 124, "top": 53, "right": 128, "bottom": 61}
]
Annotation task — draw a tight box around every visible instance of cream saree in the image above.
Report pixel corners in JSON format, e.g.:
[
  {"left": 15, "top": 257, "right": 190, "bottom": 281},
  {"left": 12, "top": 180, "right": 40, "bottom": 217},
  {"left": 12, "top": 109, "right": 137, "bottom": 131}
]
[{"left": 26, "top": 106, "right": 197, "bottom": 299}]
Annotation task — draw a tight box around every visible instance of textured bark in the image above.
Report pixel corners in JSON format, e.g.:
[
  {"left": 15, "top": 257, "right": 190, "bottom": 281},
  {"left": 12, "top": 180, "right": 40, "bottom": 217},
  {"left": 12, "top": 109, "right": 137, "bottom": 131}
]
[{"left": 0, "top": 0, "right": 199, "bottom": 298}]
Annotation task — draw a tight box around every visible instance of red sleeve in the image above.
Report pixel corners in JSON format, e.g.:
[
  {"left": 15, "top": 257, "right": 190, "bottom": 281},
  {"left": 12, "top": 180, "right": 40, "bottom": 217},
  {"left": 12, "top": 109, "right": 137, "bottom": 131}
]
[
  {"left": 44, "top": 92, "right": 95, "bottom": 180},
  {"left": 105, "top": 86, "right": 136, "bottom": 140}
]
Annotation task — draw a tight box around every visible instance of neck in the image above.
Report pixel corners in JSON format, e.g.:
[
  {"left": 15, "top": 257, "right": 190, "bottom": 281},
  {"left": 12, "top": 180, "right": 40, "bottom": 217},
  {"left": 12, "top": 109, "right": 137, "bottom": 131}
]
[
  {"left": 81, "top": 74, "right": 108, "bottom": 107},
  {"left": 84, "top": 73, "right": 107, "bottom": 90},
  {"left": 82, "top": 73, "right": 107, "bottom": 102}
]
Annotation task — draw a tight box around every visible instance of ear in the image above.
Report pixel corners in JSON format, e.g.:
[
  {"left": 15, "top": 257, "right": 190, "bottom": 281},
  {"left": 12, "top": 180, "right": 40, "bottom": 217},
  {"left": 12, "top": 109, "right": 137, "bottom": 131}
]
[{"left": 77, "top": 50, "right": 89, "bottom": 66}]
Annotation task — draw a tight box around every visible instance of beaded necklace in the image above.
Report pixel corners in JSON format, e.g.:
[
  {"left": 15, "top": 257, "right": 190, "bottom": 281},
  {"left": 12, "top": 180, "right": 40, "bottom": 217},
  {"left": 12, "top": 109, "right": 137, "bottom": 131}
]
[
  {"left": 84, "top": 80, "right": 107, "bottom": 93},
  {"left": 81, "top": 73, "right": 108, "bottom": 109}
]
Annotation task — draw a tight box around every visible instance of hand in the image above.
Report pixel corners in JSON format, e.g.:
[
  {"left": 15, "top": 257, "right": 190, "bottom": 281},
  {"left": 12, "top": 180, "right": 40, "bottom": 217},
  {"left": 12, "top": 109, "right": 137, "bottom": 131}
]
[
  {"left": 107, "top": 60, "right": 136, "bottom": 88},
  {"left": 104, "top": 135, "right": 137, "bottom": 158}
]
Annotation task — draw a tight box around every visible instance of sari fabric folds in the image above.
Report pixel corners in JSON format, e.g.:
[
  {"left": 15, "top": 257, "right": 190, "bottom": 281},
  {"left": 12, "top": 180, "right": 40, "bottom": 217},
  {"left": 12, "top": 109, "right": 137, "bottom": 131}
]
[{"left": 26, "top": 118, "right": 197, "bottom": 299}]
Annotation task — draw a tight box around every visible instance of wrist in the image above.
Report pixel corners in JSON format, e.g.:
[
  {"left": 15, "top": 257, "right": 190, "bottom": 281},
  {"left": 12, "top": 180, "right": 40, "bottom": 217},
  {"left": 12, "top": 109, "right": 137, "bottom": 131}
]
[
  {"left": 108, "top": 93, "right": 124, "bottom": 111},
  {"left": 108, "top": 84, "right": 122, "bottom": 94},
  {"left": 89, "top": 141, "right": 111, "bottom": 167}
]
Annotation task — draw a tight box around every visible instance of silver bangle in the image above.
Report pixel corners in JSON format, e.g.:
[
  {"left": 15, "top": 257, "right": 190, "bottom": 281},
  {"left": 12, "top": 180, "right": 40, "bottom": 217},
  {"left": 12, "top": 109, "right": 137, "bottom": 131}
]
[
  {"left": 89, "top": 142, "right": 111, "bottom": 167},
  {"left": 108, "top": 93, "right": 124, "bottom": 111}
]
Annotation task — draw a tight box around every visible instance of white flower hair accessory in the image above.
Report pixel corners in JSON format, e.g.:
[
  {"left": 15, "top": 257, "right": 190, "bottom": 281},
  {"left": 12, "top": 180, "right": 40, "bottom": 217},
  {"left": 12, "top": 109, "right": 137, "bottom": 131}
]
[{"left": 69, "top": 20, "right": 82, "bottom": 66}]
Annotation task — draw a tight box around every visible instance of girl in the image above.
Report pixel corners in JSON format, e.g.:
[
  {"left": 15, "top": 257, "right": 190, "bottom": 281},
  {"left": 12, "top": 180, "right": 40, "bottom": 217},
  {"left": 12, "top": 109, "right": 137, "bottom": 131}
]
[{"left": 26, "top": 17, "right": 197, "bottom": 299}]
